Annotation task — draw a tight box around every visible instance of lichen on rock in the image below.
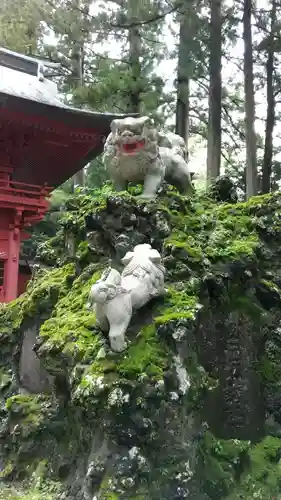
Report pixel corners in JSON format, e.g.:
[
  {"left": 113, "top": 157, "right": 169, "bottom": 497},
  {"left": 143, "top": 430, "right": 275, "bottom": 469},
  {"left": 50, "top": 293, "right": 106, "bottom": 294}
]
[{"left": 1, "top": 188, "right": 281, "bottom": 498}]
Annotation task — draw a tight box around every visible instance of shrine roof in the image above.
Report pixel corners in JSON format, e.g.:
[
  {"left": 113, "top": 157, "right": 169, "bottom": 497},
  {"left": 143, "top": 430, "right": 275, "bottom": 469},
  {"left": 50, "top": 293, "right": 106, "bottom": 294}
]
[
  {"left": 0, "top": 81, "right": 133, "bottom": 131},
  {"left": 0, "top": 47, "right": 138, "bottom": 187}
]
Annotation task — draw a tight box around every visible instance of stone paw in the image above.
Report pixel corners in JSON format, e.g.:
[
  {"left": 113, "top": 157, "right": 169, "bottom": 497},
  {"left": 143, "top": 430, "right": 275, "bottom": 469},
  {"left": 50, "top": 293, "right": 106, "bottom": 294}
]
[{"left": 109, "top": 336, "right": 128, "bottom": 353}]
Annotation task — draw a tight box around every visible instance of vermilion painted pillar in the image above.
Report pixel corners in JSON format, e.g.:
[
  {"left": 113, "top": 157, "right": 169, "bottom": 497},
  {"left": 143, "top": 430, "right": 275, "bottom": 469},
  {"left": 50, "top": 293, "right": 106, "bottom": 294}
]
[
  {"left": 5, "top": 224, "right": 21, "bottom": 302},
  {"left": 0, "top": 168, "right": 50, "bottom": 302}
]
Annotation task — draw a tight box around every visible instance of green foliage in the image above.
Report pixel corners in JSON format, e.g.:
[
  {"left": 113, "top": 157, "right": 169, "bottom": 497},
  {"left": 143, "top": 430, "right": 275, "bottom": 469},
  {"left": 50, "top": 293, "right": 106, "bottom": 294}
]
[
  {"left": 227, "top": 437, "right": 281, "bottom": 499},
  {"left": 196, "top": 431, "right": 281, "bottom": 499},
  {"left": 0, "top": 0, "right": 48, "bottom": 54},
  {"left": 85, "top": 158, "right": 109, "bottom": 189},
  {"left": 22, "top": 188, "right": 72, "bottom": 261},
  {"left": 198, "top": 431, "right": 251, "bottom": 498}
]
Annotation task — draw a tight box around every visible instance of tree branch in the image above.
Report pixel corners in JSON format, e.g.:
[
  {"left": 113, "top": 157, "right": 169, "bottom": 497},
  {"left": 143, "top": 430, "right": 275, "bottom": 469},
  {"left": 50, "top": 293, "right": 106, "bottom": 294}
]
[
  {"left": 112, "top": 2, "right": 184, "bottom": 28},
  {"left": 59, "top": 0, "right": 184, "bottom": 29}
]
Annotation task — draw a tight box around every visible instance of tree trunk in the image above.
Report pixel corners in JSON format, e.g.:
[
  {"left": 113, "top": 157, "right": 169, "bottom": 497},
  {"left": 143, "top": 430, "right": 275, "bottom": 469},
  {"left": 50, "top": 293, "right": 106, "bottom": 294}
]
[
  {"left": 175, "top": 13, "right": 190, "bottom": 148},
  {"left": 127, "top": 1, "right": 142, "bottom": 113},
  {"left": 262, "top": 0, "right": 276, "bottom": 194},
  {"left": 71, "top": 41, "right": 84, "bottom": 88},
  {"left": 243, "top": 0, "right": 257, "bottom": 199},
  {"left": 70, "top": 0, "right": 87, "bottom": 191},
  {"left": 71, "top": 38, "right": 85, "bottom": 188},
  {"left": 206, "top": 0, "right": 222, "bottom": 186}
]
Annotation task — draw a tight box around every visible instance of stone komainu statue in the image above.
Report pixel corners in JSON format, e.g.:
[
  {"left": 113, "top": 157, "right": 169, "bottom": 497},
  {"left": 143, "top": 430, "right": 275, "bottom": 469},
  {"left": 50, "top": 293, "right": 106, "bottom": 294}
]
[
  {"left": 103, "top": 116, "right": 194, "bottom": 198},
  {"left": 88, "top": 244, "right": 166, "bottom": 352}
]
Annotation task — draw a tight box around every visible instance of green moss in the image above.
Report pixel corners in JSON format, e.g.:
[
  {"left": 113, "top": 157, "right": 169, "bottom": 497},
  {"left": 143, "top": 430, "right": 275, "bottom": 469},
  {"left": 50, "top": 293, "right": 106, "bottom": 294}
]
[
  {"left": 0, "top": 461, "right": 15, "bottom": 479},
  {"left": 5, "top": 395, "right": 50, "bottom": 437},
  {"left": 23, "top": 264, "right": 76, "bottom": 317},
  {"left": 117, "top": 324, "right": 168, "bottom": 378},
  {"left": 74, "top": 321, "right": 168, "bottom": 405},
  {"left": 61, "top": 194, "right": 106, "bottom": 231},
  {"left": 39, "top": 266, "right": 103, "bottom": 366},
  {"left": 6, "top": 394, "right": 41, "bottom": 413},
  {"left": 155, "top": 288, "right": 199, "bottom": 324},
  {"left": 257, "top": 355, "right": 281, "bottom": 383},
  {"left": 98, "top": 473, "right": 147, "bottom": 500},
  {"left": 98, "top": 491, "right": 145, "bottom": 500},
  {"left": 0, "top": 484, "right": 58, "bottom": 500},
  {"left": 202, "top": 203, "right": 259, "bottom": 262},
  {"left": 0, "top": 368, "right": 13, "bottom": 390},
  {"left": 0, "top": 264, "right": 76, "bottom": 344},
  {"left": 0, "top": 458, "right": 61, "bottom": 498},
  {"left": 161, "top": 189, "right": 264, "bottom": 270},
  {"left": 206, "top": 234, "right": 258, "bottom": 262},
  {"left": 260, "top": 279, "right": 281, "bottom": 296},
  {"left": 199, "top": 432, "right": 250, "bottom": 499},
  {"left": 35, "top": 230, "right": 65, "bottom": 266},
  {"left": 228, "top": 436, "right": 281, "bottom": 499},
  {"left": 2, "top": 395, "right": 57, "bottom": 485},
  {"left": 164, "top": 231, "right": 204, "bottom": 261},
  {"left": 199, "top": 429, "right": 281, "bottom": 500},
  {"left": 100, "top": 493, "right": 119, "bottom": 500},
  {"left": 76, "top": 240, "right": 91, "bottom": 263}
]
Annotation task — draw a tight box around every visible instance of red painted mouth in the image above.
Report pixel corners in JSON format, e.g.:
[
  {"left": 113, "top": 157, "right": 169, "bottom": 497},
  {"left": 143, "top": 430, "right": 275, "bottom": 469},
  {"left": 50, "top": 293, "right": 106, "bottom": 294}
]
[{"left": 121, "top": 139, "right": 145, "bottom": 154}]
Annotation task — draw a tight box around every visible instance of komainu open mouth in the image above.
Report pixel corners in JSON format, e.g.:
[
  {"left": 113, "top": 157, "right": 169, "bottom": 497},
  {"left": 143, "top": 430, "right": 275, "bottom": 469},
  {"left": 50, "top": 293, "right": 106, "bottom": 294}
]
[{"left": 121, "top": 139, "right": 145, "bottom": 154}]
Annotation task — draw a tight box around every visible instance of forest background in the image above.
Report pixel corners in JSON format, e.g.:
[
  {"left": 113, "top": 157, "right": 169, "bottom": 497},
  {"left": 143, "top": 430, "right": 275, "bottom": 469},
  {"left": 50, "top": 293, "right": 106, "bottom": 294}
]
[{"left": 1, "top": 0, "right": 280, "bottom": 207}]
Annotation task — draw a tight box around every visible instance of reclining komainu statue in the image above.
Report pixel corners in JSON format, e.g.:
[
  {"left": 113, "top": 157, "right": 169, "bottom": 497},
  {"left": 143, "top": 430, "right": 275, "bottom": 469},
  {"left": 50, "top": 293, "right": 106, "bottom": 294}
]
[
  {"left": 88, "top": 244, "right": 166, "bottom": 352},
  {"left": 103, "top": 115, "right": 194, "bottom": 199}
]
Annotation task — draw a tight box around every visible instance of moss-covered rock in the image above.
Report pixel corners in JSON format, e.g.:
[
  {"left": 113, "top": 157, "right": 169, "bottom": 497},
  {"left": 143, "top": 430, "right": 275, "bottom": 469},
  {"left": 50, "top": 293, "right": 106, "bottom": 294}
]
[
  {"left": 0, "top": 476, "right": 60, "bottom": 499},
  {"left": 1, "top": 188, "right": 281, "bottom": 498}
]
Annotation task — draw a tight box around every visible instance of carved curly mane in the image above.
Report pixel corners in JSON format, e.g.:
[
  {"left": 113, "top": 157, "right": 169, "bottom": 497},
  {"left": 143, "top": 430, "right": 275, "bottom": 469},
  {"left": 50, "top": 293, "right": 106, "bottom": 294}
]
[{"left": 122, "top": 260, "right": 165, "bottom": 287}]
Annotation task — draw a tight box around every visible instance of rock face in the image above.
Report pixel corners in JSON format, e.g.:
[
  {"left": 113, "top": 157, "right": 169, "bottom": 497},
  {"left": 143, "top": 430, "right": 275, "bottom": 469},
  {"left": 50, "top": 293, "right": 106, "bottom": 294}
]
[
  {"left": 1, "top": 188, "right": 281, "bottom": 499},
  {"left": 19, "top": 322, "right": 53, "bottom": 393}
]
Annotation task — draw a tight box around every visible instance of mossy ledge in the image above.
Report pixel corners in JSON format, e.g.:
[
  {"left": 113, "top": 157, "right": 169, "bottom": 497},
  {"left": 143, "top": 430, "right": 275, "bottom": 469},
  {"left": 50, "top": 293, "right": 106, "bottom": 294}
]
[{"left": 1, "top": 188, "right": 281, "bottom": 498}]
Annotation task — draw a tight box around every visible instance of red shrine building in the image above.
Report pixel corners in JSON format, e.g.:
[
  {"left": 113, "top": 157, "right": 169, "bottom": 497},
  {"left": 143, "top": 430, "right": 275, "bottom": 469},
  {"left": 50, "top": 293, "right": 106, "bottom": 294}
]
[{"left": 0, "top": 47, "right": 132, "bottom": 303}]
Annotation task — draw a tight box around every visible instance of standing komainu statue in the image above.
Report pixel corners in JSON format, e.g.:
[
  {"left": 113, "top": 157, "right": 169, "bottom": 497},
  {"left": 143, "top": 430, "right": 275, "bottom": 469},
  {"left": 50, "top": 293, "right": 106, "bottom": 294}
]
[
  {"left": 103, "top": 115, "right": 194, "bottom": 198},
  {"left": 88, "top": 244, "right": 166, "bottom": 352}
]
